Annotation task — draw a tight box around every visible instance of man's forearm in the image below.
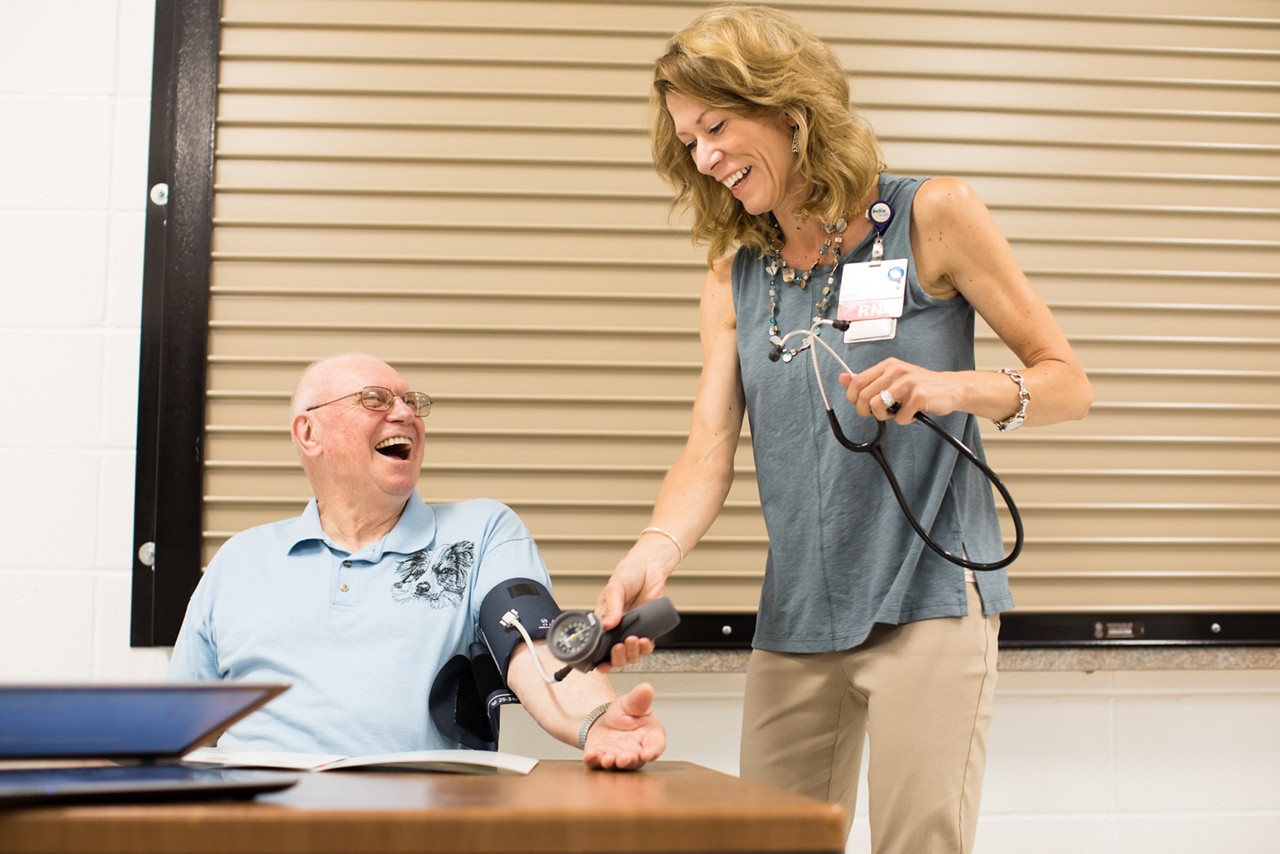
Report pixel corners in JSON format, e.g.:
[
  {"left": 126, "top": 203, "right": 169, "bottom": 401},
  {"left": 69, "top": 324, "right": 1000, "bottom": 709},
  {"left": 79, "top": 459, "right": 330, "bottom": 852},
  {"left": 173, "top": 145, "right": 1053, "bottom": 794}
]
[{"left": 505, "top": 641, "right": 616, "bottom": 749}]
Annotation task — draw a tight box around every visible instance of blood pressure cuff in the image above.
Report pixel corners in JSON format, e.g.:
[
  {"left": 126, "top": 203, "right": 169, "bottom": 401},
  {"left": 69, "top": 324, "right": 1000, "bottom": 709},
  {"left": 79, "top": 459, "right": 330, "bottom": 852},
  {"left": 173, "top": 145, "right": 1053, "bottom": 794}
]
[
  {"left": 428, "top": 578, "right": 562, "bottom": 751},
  {"left": 476, "top": 577, "right": 562, "bottom": 682},
  {"left": 429, "top": 642, "right": 515, "bottom": 751}
]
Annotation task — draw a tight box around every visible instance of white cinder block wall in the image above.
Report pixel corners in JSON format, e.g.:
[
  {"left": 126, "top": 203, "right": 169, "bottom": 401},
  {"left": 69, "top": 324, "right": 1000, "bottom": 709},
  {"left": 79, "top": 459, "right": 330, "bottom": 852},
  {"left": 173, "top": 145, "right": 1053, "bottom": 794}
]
[
  {"left": 1, "top": 5, "right": 1276, "bottom": 853},
  {"left": 0, "top": 0, "right": 170, "bottom": 683}
]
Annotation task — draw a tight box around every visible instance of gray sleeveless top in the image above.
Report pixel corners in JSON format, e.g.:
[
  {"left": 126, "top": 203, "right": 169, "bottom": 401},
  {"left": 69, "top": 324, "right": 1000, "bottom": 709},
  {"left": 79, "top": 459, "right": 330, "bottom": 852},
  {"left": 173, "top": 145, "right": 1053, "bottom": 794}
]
[{"left": 732, "top": 174, "right": 1014, "bottom": 653}]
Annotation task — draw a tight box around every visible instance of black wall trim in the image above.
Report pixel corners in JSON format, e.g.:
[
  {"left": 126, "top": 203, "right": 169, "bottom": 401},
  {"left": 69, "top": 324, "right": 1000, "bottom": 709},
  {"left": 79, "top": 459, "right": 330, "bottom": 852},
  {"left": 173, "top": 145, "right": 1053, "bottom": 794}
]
[
  {"left": 130, "top": 0, "right": 220, "bottom": 646},
  {"left": 656, "top": 612, "right": 1280, "bottom": 650},
  {"left": 998, "top": 612, "right": 1280, "bottom": 648}
]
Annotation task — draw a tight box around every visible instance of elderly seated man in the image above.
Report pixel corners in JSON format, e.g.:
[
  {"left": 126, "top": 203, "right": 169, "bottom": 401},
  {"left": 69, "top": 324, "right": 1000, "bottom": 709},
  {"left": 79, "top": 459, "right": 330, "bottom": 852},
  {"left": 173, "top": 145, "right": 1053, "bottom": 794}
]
[{"left": 168, "top": 353, "right": 664, "bottom": 770}]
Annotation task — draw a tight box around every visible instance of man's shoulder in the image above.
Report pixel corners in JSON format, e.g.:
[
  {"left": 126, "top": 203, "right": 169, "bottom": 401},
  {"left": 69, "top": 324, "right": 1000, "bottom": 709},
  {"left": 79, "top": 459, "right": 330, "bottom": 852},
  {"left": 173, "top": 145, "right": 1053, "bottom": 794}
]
[
  {"left": 230, "top": 510, "right": 306, "bottom": 540},
  {"left": 211, "top": 509, "right": 309, "bottom": 563},
  {"left": 429, "top": 497, "right": 515, "bottom": 522},
  {"left": 426, "top": 498, "right": 535, "bottom": 544}
]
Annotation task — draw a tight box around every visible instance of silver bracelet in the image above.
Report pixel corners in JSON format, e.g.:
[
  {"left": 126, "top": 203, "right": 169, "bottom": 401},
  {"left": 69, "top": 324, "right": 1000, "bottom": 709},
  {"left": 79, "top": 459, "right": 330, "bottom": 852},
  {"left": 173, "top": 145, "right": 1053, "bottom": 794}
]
[
  {"left": 994, "top": 368, "right": 1030, "bottom": 432},
  {"left": 578, "top": 701, "right": 613, "bottom": 749},
  {"left": 640, "top": 526, "right": 685, "bottom": 563}
]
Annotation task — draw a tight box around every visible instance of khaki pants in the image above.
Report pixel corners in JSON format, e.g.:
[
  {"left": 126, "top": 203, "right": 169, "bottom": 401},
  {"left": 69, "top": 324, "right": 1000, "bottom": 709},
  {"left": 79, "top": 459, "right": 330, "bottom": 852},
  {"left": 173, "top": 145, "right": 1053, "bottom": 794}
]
[{"left": 740, "top": 583, "right": 999, "bottom": 854}]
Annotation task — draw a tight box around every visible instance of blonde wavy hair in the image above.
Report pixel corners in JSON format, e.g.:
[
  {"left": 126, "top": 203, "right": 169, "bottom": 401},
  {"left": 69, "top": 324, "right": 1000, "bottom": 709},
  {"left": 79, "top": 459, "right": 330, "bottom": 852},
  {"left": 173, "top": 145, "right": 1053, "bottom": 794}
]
[{"left": 651, "top": 4, "right": 883, "bottom": 265}]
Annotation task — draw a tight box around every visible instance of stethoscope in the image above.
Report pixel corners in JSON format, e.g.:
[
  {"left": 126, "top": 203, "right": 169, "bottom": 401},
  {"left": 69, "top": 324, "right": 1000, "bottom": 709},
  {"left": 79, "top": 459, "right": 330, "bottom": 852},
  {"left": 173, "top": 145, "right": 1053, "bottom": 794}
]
[{"left": 773, "top": 317, "right": 1024, "bottom": 571}]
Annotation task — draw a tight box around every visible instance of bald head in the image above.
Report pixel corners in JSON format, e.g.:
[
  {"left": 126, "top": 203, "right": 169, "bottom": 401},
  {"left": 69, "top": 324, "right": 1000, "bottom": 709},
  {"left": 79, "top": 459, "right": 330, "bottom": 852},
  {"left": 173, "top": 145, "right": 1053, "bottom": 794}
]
[{"left": 291, "top": 353, "right": 391, "bottom": 418}]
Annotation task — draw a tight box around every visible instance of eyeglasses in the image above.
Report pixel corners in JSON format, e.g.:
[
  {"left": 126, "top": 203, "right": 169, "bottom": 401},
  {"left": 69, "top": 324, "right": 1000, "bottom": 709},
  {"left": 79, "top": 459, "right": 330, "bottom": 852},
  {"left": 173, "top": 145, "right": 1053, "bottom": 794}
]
[{"left": 305, "top": 386, "right": 433, "bottom": 417}]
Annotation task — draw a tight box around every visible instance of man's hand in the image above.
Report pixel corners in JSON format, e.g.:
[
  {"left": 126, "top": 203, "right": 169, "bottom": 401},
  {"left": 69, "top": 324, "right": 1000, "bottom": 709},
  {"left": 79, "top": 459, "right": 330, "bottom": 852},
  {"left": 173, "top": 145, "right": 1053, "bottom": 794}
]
[{"left": 582, "top": 683, "right": 665, "bottom": 771}]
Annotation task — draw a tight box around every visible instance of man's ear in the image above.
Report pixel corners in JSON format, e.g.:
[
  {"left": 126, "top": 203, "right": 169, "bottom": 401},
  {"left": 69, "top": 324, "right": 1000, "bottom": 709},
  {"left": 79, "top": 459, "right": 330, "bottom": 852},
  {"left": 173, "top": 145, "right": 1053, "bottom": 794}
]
[{"left": 292, "top": 412, "right": 322, "bottom": 459}]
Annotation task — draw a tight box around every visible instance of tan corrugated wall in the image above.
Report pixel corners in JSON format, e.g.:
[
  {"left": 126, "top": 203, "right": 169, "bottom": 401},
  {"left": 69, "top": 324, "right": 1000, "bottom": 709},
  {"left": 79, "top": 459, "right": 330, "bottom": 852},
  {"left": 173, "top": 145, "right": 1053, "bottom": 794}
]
[{"left": 206, "top": 0, "right": 1280, "bottom": 612}]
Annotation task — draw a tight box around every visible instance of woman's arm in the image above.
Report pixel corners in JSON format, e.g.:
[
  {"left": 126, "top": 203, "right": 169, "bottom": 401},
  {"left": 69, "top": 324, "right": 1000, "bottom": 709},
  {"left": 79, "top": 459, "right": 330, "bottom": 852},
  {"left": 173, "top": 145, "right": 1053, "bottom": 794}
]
[
  {"left": 842, "top": 177, "right": 1093, "bottom": 426},
  {"left": 595, "top": 258, "right": 747, "bottom": 633}
]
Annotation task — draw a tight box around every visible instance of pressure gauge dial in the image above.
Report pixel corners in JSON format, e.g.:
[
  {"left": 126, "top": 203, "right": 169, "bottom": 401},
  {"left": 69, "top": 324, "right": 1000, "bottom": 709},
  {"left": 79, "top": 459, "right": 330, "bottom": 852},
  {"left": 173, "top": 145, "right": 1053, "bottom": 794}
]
[
  {"left": 548, "top": 611, "right": 604, "bottom": 668},
  {"left": 547, "top": 598, "right": 682, "bottom": 674}
]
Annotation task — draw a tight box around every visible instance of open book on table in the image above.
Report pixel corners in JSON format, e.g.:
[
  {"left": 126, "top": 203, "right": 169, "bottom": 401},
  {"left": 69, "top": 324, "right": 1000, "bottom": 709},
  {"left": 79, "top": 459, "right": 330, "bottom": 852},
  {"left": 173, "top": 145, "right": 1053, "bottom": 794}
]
[{"left": 183, "top": 746, "right": 538, "bottom": 776}]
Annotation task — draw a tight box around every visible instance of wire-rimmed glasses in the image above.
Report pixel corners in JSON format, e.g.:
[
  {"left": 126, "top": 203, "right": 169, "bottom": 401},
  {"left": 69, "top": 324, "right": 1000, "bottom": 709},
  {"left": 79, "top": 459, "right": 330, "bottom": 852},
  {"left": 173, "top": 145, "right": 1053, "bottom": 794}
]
[{"left": 306, "top": 386, "right": 432, "bottom": 417}]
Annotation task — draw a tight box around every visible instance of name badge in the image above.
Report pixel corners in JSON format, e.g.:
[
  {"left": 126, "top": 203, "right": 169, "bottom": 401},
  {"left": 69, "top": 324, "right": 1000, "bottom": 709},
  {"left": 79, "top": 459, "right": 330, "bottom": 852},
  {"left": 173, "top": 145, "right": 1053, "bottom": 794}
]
[{"left": 837, "top": 258, "right": 908, "bottom": 342}]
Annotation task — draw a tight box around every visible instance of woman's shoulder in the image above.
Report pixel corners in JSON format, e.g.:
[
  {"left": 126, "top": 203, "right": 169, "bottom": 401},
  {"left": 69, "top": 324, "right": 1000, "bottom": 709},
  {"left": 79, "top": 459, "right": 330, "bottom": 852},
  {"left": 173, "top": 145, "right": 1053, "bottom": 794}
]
[
  {"left": 910, "top": 176, "right": 986, "bottom": 225},
  {"left": 717, "top": 252, "right": 740, "bottom": 278}
]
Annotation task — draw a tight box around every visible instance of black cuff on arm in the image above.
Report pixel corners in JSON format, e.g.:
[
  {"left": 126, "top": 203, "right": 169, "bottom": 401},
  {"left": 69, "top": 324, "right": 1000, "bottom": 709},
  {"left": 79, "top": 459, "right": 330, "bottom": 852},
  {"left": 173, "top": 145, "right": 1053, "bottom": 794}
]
[{"left": 478, "top": 578, "right": 562, "bottom": 682}]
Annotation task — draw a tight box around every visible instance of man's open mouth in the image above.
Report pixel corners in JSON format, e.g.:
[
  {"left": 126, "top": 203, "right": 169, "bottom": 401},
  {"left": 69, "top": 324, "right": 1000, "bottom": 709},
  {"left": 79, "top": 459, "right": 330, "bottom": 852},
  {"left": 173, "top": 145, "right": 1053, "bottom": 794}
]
[{"left": 375, "top": 437, "right": 413, "bottom": 460}]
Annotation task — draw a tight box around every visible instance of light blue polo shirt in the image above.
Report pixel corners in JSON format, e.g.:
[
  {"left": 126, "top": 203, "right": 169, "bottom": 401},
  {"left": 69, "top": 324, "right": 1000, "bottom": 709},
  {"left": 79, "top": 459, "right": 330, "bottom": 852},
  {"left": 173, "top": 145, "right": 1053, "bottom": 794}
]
[{"left": 167, "top": 493, "right": 552, "bottom": 755}]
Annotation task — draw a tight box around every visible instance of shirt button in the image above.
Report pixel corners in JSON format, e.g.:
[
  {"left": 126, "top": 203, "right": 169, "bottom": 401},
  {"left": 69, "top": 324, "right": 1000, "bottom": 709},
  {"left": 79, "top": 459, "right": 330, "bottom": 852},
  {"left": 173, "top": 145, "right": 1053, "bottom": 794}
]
[
  {"left": 342, "top": 560, "right": 353, "bottom": 568},
  {"left": 339, "top": 584, "right": 350, "bottom": 593}
]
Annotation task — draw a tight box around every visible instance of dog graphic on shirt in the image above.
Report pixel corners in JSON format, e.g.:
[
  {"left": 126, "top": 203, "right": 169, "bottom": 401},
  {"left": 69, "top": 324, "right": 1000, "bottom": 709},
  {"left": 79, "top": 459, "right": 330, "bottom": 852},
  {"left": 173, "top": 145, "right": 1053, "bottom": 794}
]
[{"left": 391, "top": 541, "right": 473, "bottom": 607}]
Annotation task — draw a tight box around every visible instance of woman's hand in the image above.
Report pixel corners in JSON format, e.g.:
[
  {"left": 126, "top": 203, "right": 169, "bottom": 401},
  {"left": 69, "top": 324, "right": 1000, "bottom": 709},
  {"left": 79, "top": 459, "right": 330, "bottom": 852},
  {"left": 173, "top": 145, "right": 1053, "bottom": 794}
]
[
  {"left": 593, "top": 554, "right": 669, "bottom": 671},
  {"left": 839, "top": 359, "right": 964, "bottom": 425}
]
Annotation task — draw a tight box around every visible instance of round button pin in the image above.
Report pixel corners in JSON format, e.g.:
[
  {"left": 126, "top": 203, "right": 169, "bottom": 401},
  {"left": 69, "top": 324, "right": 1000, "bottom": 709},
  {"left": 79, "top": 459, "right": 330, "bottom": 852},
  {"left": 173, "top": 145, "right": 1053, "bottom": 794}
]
[{"left": 868, "top": 199, "right": 893, "bottom": 234}]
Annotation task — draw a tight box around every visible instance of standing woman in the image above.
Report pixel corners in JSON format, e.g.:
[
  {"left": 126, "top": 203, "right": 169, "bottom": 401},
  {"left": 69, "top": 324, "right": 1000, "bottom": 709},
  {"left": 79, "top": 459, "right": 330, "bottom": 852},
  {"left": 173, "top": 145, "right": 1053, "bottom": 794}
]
[{"left": 597, "top": 5, "right": 1091, "bottom": 852}]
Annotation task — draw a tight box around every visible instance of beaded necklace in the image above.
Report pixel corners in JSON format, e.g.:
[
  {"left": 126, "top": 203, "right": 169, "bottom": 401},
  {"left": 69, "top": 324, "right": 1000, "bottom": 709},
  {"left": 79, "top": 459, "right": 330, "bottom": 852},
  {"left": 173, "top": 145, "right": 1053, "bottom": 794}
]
[{"left": 766, "top": 218, "right": 847, "bottom": 362}]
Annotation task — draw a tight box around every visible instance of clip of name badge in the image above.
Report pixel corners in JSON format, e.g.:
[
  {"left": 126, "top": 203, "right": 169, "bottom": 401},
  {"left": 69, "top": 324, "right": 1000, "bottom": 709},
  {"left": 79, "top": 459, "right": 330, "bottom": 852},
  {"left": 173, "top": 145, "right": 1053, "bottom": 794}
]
[
  {"left": 838, "top": 258, "right": 908, "bottom": 343},
  {"left": 867, "top": 199, "right": 893, "bottom": 265}
]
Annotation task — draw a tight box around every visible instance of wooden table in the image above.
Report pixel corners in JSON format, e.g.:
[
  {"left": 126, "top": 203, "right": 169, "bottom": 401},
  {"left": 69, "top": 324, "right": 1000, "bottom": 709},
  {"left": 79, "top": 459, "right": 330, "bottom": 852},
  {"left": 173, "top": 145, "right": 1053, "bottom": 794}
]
[{"left": 0, "top": 760, "right": 845, "bottom": 853}]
